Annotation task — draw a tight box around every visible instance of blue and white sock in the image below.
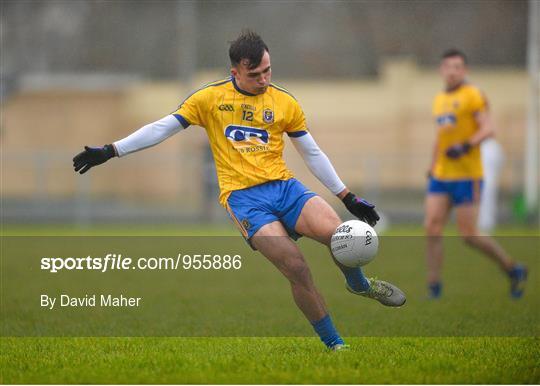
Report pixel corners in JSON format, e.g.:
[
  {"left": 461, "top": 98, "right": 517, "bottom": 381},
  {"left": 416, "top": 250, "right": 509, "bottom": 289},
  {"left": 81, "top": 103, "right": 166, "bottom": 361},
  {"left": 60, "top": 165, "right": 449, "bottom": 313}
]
[
  {"left": 342, "top": 266, "right": 370, "bottom": 292},
  {"left": 311, "top": 314, "right": 344, "bottom": 348}
]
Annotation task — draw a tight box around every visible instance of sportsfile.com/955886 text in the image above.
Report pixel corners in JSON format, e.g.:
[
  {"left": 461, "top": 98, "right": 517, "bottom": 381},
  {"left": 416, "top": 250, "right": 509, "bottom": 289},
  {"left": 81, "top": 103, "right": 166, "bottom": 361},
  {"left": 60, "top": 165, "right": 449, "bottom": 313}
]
[{"left": 40, "top": 254, "right": 243, "bottom": 273}]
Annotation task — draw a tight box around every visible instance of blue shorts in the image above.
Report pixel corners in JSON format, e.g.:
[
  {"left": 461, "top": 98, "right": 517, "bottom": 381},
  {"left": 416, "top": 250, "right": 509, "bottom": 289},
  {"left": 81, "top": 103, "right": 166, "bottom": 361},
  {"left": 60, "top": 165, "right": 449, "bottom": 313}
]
[
  {"left": 427, "top": 177, "right": 483, "bottom": 206},
  {"left": 226, "top": 178, "right": 317, "bottom": 240}
]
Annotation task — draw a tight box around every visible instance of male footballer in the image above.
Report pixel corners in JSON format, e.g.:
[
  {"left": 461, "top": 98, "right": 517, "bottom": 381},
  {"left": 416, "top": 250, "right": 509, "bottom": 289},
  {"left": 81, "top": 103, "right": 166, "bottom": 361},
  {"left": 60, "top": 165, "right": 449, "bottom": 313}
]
[
  {"left": 425, "top": 49, "right": 527, "bottom": 299},
  {"left": 73, "top": 30, "right": 405, "bottom": 350}
]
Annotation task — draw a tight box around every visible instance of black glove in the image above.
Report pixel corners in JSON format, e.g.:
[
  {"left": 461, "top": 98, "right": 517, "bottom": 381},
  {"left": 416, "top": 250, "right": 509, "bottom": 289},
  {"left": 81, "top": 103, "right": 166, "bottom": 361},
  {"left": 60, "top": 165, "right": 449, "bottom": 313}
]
[
  {"left": 342, "top": 192, "right": 380, "bottom": 226},
  {"left": 73, "top": 144, "right": 116, "bottom": 174},
  {"left": 446, "top": 142, "right": 471, "bottom": 159}
]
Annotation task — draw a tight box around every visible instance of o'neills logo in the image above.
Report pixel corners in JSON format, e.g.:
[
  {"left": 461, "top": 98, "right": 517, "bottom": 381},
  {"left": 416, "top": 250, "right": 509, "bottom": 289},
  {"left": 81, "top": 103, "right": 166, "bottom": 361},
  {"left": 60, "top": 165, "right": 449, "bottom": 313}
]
[
  {"left": 335, "top": 224, "right": 353, "bottom": 234},
  {"left": 331, "top": 225, "right": 354, "bottom": 243}
]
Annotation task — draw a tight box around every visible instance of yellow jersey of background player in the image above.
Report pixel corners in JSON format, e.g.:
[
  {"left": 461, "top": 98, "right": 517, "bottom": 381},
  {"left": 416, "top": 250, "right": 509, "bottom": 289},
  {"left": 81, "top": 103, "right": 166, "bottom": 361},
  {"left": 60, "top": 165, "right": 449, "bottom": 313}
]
[{"left": 432, "top": 82, "right": 488, "bottom": 181}]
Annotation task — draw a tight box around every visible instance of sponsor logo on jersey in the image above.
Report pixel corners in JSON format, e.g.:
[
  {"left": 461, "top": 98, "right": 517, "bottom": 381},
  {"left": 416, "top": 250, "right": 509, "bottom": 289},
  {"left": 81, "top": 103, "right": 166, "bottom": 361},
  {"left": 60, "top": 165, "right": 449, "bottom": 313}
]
[
  {"left": 218, "top": 104, "right": 235, "bottom": 112},
  {"left": 224, "top": 125, "right": 269, "bottom": 148},
  {"left": 436, "top": 113, "right": 456, "bottom": 127},
  {"left": 263, "top": 109, "right": 274, "bottom": 123}
]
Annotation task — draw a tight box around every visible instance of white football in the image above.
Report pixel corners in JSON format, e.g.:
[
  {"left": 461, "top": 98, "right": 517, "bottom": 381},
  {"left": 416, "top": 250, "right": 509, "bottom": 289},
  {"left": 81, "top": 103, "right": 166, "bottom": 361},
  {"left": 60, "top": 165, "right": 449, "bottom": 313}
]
[{"left": 330, "top": 220, "right": 379, "bottom": 267}]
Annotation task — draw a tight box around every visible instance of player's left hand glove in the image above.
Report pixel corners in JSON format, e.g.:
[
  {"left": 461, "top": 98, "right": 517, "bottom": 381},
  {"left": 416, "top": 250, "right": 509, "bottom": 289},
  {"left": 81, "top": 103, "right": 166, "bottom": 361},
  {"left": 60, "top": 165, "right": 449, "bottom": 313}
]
[
  {"left": 446, "top": 142, "right": 471, "bottom": 159},
  {"left": 342, "top": 192, "right": 380, "bottom": 226},
  {"left": 73, "top": 144, "right": 116, "bottom": 174}
]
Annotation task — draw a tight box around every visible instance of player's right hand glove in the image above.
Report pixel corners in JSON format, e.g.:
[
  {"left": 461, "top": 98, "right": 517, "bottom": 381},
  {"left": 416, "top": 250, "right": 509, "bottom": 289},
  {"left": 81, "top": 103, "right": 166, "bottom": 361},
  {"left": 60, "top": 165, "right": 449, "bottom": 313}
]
[
  {"left": 73, "top": 144, "right": 116, "bottom": 174},
  {"left": 342, "top": 192, "right": 380, "bottom": 226},
  {"left": 446, "top": 142, "right": 471, "bottom": 159}
]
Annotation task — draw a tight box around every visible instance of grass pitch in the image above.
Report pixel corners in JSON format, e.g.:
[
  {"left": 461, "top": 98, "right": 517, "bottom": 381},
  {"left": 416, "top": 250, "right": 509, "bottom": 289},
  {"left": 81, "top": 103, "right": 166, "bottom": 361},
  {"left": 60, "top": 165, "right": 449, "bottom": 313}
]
[
  {"left": 1, "top": 224, "right": 538, "bottom": 384},
  {"left": 2, "top": 337, "right": 538, "bottom": 384}
]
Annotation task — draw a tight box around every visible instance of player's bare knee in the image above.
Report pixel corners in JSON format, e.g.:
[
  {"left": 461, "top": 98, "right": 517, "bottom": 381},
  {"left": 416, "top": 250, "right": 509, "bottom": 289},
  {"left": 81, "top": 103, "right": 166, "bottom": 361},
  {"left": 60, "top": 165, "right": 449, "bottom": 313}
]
[
  {"left": 321, "top": 230, "right": 336, "bottom": 247},
  {"left": 462, "top": 235, "right": 474, "bottom": 246},
  {"left": 327, "top": 210, "right": 342, "bottom": 227},
  {"left": 315, "top": 210, "right": 341, "bottom": 246},
  {"left": 285, "top": 259, "right": 312, "bottom": 285},
  {"left": 461, "top": 234, "right": 479, "bottom": 247},
  {"left": 425, "top": 219, "right": 443, "bottom": 236}
]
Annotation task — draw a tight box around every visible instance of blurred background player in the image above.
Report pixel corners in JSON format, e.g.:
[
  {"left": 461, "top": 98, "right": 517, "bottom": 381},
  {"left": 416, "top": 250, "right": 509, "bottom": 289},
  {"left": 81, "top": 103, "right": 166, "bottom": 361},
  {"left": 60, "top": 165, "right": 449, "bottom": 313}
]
[
  {"left": 72, "top": 30, "right": 405, "bottom": 350},
  {"left": 425, "top": 49, "right": 528, "bottom": 299}
]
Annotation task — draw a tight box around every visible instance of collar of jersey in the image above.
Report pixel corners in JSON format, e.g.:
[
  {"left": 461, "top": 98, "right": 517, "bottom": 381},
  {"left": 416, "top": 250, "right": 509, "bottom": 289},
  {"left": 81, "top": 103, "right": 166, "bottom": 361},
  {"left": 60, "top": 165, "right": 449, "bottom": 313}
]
[
  {"left": 232, "top": 76, "right": 258, "bottom": 96},
  {"left": 445, "top": 80, "right": 468, "bottom": 93}
]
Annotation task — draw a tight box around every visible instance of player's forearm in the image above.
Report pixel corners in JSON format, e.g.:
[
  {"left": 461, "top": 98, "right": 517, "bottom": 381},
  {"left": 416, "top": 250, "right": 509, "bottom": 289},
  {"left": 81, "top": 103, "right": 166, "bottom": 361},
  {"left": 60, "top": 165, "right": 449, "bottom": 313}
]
[
  {"left": 290, "top": 133, "right": 346, "bottom": 195},
  {"left": 468, "top": 111, "right": 494, "bottom": 146},
  {"left": 113, "top": 115, "right": 183, "bottom": 157}
]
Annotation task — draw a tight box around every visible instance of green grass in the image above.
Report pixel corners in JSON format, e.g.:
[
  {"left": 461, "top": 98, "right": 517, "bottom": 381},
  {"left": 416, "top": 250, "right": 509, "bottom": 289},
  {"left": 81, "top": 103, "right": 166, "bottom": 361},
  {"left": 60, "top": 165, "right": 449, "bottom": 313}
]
[
  {"left": 1, "top": 224, "right": 538, "bottom": 383},
  {"left": 2, "top": 337, "right": 539, "bottom": 384},
  {"left": 2, "top": 223, "right": 539, "bottom": 236}
]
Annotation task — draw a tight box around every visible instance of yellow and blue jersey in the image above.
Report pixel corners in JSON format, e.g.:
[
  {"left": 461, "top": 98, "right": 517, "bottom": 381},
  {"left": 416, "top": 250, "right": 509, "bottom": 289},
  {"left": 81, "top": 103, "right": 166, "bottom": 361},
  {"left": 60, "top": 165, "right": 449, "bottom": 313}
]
[
  {"left": 432, "top": 83, "right": 487, "bottom": 180},
  {"left": 173, "top": 76, "right": 308, "bottom": 207}
]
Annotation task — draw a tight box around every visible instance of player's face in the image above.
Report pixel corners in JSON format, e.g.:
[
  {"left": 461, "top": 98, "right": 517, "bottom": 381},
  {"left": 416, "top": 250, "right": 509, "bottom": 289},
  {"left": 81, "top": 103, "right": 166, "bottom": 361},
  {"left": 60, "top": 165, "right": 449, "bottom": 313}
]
[
  {"left": 232, "top": 50, "right": 272, "bottom": 95},
  {"left": 439, "top": 56, "right": 467, "bottom": 90}
]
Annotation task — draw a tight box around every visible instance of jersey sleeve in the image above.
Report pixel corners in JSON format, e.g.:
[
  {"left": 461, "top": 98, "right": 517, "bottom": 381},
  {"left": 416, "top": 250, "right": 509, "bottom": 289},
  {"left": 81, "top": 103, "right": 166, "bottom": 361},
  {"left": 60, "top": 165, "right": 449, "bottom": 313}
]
[
  {"left": 172, "top": 88, "right": 208, "bottom": 128},
  {"left": 468, "top": 87, "right": 488, "bottom": 114},
  {"left": 285, "top": 99, "right": 308, "bottom": 138}
]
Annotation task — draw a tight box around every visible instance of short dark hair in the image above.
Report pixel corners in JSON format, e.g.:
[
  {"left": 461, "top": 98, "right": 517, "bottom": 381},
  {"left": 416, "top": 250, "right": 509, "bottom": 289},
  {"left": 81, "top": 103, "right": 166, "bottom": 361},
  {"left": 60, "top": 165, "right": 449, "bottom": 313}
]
[
  {"left": 229, "top": 30, "right": 269, "bottom": 69},
  {"left": 441, "top": 48, "right": 468, "bottom": 64}
]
